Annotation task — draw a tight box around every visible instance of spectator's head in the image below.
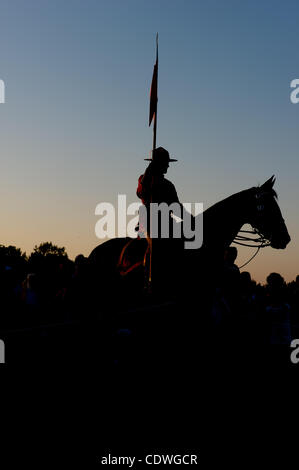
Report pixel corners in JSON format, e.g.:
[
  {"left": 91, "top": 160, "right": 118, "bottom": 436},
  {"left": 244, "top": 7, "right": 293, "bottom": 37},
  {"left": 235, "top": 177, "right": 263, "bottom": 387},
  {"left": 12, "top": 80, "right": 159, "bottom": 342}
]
[
  {"left": 266, "top": 272, "right": 284, "bottom": 290},
  {"left": 224, "top": 246, "right": 238, "bottom": 264},
  {"left": 75, "top": 254, "right": 86, "bottom": 266},
  {"left": 240, "top": 271, "right": 251, "bottom": 284},
  {"left": 74, "top": 254, "right": 88, "bottom": 277}
]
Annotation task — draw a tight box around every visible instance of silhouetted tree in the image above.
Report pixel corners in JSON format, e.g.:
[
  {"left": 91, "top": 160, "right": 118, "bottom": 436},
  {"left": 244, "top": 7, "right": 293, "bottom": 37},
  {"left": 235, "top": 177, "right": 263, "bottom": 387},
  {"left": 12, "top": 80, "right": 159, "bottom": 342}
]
[
  {"left": 0, "top": 244, "right": 27, "bottom": 269},
  {"left": 31, "top": 242, "right": 68, "bottom": 258},
  {"left": 28, "top": 242, "right": 69, "bottom": 275}
]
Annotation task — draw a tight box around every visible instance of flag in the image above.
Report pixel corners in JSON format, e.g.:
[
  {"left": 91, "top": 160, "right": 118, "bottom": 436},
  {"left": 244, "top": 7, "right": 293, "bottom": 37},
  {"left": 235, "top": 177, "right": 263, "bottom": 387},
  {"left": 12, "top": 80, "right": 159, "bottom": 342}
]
[
  {"left": 149, "top": 36, "right": 158, "bottom": 127},
  {"left": 149, "top": 62, "right": 158, "bottom": 126}
]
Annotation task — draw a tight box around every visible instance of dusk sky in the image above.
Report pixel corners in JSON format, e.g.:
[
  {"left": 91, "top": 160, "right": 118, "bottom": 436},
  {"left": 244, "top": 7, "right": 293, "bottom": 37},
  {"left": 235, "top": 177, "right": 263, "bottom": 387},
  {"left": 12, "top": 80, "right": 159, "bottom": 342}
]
[{"left": 1, "top": 0, "right": 299, "bottom": 283}]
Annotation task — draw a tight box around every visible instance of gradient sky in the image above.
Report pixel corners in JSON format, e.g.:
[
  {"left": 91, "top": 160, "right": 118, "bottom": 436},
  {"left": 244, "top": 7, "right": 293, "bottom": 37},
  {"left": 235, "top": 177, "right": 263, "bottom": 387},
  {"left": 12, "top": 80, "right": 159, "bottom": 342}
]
[{"left": 0, "top": 0, "right": 299, "bottom": 283}]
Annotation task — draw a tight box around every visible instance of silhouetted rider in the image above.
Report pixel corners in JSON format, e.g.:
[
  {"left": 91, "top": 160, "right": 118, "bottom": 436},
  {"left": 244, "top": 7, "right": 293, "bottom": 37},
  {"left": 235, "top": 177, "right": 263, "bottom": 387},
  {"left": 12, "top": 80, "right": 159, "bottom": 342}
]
[
  {"left": 137, "top": 146, "right": 180, "bottom": 238},
  {"left": 136, "top": 147, "right": 186, "bottom": 294},
  {"left": 137, "top": 147, "right": 178, "bottom": 204}
]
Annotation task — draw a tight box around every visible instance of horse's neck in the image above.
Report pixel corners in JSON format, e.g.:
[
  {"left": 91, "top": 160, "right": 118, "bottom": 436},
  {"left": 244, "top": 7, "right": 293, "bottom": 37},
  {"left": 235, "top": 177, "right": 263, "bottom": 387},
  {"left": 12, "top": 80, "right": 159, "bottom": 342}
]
[{"left": 202, "top": 189, "right": 250, "bottom": 250}]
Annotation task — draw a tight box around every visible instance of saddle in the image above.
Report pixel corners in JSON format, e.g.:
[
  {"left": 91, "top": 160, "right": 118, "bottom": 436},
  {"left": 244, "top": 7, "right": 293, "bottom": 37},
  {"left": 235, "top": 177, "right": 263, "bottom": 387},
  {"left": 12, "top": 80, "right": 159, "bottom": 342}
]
[
  {"left": 117, "top": 237, "right": 185, "bottom": 280},
  {"left": 117, "top": 238, "right": 149, "bottom": 276}
]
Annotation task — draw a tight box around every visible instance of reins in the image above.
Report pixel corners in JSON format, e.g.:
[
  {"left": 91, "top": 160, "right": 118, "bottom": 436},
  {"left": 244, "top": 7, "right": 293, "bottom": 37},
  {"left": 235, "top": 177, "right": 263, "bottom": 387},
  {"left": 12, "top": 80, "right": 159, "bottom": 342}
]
[{"left": 233, "top": 228, "right": 271, "bottom": 269}]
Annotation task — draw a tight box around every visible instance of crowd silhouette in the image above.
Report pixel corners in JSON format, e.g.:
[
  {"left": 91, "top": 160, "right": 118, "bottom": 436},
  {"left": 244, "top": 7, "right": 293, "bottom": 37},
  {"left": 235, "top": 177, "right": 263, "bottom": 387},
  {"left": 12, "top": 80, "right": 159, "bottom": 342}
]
[{"left": 0, "top": 242, "right": 298, "bottom": 366}]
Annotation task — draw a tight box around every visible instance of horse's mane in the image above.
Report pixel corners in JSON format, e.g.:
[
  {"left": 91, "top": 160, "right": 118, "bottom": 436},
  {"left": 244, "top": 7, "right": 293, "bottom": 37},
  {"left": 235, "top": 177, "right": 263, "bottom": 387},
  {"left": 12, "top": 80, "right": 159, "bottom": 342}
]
[
  {"left": 203, "top": 185, "right": 278, "bottom": 218},
  {"left": 204, "top": 187, "right": 253, "bottom": 214}
]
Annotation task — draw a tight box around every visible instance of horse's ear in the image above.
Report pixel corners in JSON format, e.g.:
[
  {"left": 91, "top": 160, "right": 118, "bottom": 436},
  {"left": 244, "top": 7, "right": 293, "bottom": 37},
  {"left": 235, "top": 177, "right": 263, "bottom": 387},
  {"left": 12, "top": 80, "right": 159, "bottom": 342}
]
[{"left": 261, "top": 175, "right": 276, "bottom": 190}]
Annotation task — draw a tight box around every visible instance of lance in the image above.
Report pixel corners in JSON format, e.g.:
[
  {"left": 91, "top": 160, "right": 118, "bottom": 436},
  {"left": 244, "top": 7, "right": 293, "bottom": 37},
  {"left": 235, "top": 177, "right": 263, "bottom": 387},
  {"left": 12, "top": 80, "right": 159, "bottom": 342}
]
[
  {"left": 148, "top": 33, "right": 159, "bottom": 288},
  {"left": 150, "top": 33, "right": 158, "bottom": 151}
]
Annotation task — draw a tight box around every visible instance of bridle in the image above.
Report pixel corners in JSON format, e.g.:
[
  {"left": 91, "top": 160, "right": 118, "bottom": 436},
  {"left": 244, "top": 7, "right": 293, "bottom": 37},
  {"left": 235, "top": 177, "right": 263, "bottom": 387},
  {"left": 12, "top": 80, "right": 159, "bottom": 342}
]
[{"left": 232, "top": 189, "right": 272, "bottom": 269}]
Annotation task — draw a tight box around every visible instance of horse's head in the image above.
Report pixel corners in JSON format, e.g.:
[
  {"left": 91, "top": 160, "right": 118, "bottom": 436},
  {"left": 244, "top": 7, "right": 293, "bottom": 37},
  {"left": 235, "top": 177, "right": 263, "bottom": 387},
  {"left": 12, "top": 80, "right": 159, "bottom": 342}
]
[{"left": 248, "top": 176, "right": 290, "bottom": 249}]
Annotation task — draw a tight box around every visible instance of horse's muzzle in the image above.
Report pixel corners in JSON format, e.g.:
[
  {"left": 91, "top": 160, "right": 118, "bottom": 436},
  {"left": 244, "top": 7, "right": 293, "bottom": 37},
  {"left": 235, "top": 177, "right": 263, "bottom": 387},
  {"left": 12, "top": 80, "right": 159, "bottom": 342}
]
[{"left": 271, "top": 233, "right": 291, "bottom": 249}]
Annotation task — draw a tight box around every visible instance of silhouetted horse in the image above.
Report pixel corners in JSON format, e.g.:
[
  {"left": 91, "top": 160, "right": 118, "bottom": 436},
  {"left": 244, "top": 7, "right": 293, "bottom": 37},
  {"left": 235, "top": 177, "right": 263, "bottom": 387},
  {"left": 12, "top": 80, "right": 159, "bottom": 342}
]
[{"left": 88, "top": 176, "right": 290, "bottom": 368}]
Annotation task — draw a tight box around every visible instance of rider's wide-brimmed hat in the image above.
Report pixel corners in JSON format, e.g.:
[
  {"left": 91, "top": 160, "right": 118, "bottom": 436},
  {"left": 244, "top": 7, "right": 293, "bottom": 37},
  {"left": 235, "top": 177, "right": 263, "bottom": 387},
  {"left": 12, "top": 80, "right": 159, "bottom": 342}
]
[{"left": 144, "top": 146, "right": 177, "bottom": 162}]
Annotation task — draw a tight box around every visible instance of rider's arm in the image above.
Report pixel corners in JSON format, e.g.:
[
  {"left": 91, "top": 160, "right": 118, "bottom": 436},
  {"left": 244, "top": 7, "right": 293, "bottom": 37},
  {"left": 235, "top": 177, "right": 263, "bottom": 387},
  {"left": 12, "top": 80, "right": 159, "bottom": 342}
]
[{"left": 136, "top": 162, "right": 155, "bottom": 201}]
